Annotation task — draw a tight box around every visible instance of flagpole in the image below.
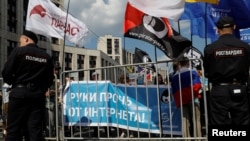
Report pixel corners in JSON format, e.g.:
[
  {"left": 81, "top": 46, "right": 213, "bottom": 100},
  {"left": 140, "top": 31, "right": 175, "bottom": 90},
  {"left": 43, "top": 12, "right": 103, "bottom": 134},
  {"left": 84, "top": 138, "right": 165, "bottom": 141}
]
[
  {"left": 204, "top": 3, "right": 209, "bottom": 135},
  {"left": 61, "top": 0, "right": 71, "bottom": 73},
  {"left": 154, "top": 46, "right": 157, "bottom": 63},
  {"left": 58, "top": 1, "right": 70, "bottom": 140},
  {"left": 177, "top": 20, "right": 181, "bottom": 34},
  {"left": 123, "top": 37, "right": 126, "bottom": 65}
]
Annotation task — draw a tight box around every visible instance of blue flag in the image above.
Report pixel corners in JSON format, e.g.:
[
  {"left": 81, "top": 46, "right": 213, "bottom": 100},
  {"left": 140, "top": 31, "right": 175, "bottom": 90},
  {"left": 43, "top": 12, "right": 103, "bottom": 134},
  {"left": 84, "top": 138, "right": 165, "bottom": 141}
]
[
  {"left": 180, "top": 2, "right": 205, "bottom": 20},
  {"left": 207, "top": 0, "right": 250, "bottom": 41},
  {"left": 229, "top": 0, "right": 250, "bottom": 29},
  {"left": 180, "top": 3, "right": 216, "bottom": 39},
  {"left": 180, "top": 0, "right": 250, "bottom": 42}
]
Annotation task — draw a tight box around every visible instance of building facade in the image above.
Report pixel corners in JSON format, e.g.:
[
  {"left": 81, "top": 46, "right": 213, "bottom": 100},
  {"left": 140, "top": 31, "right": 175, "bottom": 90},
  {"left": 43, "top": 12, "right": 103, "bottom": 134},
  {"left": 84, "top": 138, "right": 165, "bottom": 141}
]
[
  {"left": 97, "top": 35, "right": 134, "bottom": 66},
  {"left": 0, "top": 0, "right": 127, "bottom": 81},
  {"left": 0, "top": 0, "right": 64, "bottom": 73}
]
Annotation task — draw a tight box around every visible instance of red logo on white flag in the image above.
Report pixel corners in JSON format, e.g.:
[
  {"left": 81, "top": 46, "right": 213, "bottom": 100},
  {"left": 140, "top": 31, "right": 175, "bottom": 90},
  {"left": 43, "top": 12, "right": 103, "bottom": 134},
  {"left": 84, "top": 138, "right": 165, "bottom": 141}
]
[
  {"left": 26, "top": 0, "right": 88, "bottom": 46},
  {"left": 30, "top": 5, "right": 46, "bottom": 17}
]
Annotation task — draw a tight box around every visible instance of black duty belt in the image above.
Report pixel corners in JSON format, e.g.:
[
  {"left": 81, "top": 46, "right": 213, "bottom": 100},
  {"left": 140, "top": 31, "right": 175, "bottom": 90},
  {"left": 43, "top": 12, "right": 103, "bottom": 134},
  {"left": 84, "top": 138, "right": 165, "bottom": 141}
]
[
  {"left": 14, "top": 84, "right": 27, "bottom": 88},
  {"left": 212, "top": 82, "right": 246, "bottom": 86},
  {"left": 13, "top": 83, "right": 35, "bottom": 88},
  {"left": 13, "top": 84, "right": 28, "bottom": 88}
]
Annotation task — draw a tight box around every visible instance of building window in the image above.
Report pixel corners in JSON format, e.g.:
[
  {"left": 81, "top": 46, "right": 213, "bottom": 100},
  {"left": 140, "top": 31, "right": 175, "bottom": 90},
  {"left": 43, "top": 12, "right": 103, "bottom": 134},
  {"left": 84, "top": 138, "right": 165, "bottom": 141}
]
[
  {"left": 89, "top": 56, "right": 97, "bottom": 79},
  {"left": 52, "top": 37, "right": 59, "bottom": 44},
  {"left": 107, "top": 39, "right": 112, "bottom": 54},
  {"left": 114, "top": 39, "right": 120, "bottom": 55},
  {"left": 89, "top": 56, "right": 96, "bottom": 68},
  {"left": 7, "top": 0, "right": 17, "bottom": 33},
  {"left": 77, "top": 55, "right": 84, "bottom": 69},
  {"left": 64, "top": 53, "right": 72, "bottom": 70},
  {"left": 114, "top": 39, "right": 119, "bottom": 44},
  {"left": 115, "top": 56, "right": 120, "bottom": 64},
  {"left": 115, "top": 48, "right": 119, "bottom": 54},
  {"left": 7, "top": 40, "right": 17, "bottom": 56},
  {"left": 78, "top": 54, "right": 85, "bottom": 80},
  {"left": 23, "top": 0, "right": 28, "bottom": 31},
  {"left": 52, "top": 51, "right": 60, "bottom": 64},
  {"left": 39, "top": 35, "right": 47, "bottom": 41},
  {"left": 102, "top": 59, "right": 105, "bottom": 67}
]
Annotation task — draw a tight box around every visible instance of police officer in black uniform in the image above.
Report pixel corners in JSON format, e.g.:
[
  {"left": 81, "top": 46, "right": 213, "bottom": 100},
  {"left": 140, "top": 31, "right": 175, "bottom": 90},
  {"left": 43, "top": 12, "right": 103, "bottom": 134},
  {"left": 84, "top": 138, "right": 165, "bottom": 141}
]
[
  {"left": 2, "top": 30, "right": 54, "bottom": 141},
  {"left": 204, "top": 16, "right": 250, "bottom": 126}
]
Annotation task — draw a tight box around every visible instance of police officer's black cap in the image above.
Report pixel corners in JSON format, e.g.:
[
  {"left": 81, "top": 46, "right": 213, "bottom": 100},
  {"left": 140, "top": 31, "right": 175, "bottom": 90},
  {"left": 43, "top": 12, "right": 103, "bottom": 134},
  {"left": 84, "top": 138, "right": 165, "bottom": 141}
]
[
  {"left": 23, "top": 30, "right": 38, "bottom": 44},
  {"left": 216, "top": 16, "right": 235, "bottom": 29}
]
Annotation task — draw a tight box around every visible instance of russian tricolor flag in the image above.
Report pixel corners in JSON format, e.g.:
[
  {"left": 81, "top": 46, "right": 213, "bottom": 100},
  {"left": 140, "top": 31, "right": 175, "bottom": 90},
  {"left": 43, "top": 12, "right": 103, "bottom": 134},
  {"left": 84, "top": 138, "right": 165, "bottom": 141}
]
[{"left": 171, "top": 68, "right": 201, "bottom": 107}]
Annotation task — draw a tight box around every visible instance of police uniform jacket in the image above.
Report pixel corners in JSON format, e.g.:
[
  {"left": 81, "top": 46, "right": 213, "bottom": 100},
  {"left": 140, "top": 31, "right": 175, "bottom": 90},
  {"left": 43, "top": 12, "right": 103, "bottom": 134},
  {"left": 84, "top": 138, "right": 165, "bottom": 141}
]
[
  {"left": 2, "top": 43, "right": 54, "bottom": 93},
  {"left": 204, "top": 34, "right": 250, "bottom": 83}
]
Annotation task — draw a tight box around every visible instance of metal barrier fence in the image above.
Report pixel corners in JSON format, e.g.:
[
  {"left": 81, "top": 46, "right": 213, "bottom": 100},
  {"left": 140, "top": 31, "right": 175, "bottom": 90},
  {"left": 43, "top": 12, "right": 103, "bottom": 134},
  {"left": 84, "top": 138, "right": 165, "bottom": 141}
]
[
  {"left": 0, "top": 59, "right": 209, "bottom": 141},
  {"left": 57, "top": 59, "right": 208, "bottom": 141}
]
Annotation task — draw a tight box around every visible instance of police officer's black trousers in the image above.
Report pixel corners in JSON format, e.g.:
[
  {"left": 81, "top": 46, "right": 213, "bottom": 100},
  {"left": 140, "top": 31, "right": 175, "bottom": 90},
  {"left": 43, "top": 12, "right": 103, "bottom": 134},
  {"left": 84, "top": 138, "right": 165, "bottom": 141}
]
[
  {"left": 209, "top": 84, "right": 250, "bottom": 125},
  {"left": 5, "top": 89, "right": 45, "bottom": 141}
]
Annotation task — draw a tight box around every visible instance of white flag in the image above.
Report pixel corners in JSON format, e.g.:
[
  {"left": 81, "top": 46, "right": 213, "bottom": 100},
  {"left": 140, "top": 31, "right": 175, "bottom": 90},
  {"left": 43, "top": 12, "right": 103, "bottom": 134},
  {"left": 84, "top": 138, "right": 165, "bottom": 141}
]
[
  {"left": 128, "top": 0, "right": 185, "bottom": 21},
  {"left": 26, "top": 0, "right": 88, "bottom": 46}
]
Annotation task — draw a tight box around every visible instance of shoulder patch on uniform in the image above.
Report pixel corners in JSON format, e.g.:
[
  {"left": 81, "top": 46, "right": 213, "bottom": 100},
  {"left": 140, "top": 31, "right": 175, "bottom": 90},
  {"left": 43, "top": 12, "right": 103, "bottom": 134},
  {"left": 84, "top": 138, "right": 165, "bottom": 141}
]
[
  {"left": 25, "top": 55, "right": 47, "bottom": 63},
  {"left": 214, "top": 48, "right": 245, "bottom": 58}
]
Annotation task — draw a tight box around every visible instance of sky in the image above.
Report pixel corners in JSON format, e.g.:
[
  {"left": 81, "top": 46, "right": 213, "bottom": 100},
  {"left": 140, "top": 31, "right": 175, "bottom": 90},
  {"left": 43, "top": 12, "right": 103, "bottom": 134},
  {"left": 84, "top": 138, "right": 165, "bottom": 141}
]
[{"left": 63, "top": 0, "right": 211, "bottom": 63}]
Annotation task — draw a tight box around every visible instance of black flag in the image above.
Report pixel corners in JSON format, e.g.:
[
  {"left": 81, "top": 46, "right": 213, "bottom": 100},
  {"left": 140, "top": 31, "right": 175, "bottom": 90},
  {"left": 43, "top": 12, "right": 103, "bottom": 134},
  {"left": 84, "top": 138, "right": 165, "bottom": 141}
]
[
  {"left": 134, "top": 47, "right": 156, "bottom": 72},
  {"left": 124, "top": 2, "right": 192, "bottom": 59}
]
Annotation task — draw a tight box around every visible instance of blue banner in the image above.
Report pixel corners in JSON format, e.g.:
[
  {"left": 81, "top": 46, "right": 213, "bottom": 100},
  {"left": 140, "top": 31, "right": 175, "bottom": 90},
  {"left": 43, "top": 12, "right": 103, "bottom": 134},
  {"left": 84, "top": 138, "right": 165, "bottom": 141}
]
[
  {"left": 240, "top": 28, "right": 250, "bottom": 43},
  {"left": 63, "top": 81, "right": 182, "bottom": 135}
]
